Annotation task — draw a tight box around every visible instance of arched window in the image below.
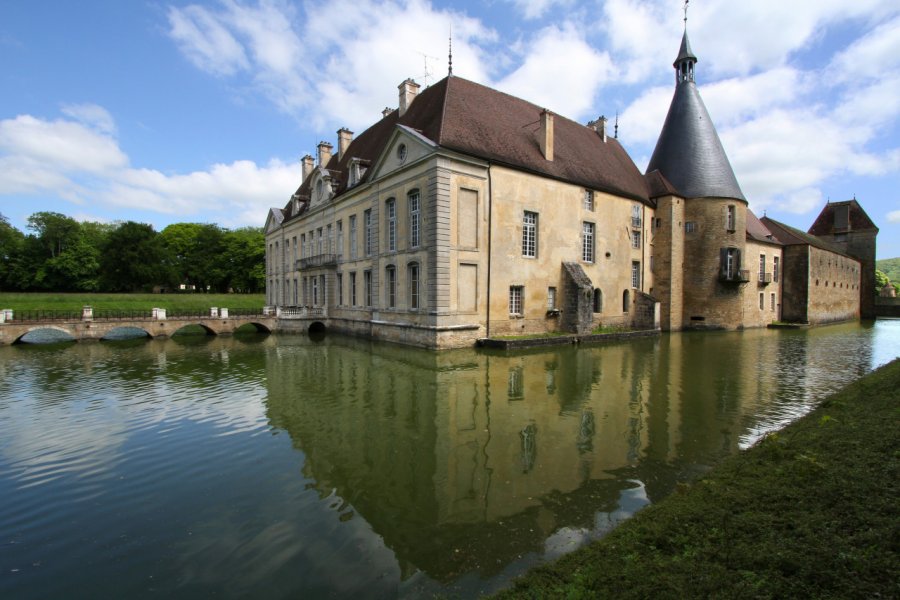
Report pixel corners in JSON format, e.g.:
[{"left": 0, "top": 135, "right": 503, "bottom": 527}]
[
  {"left": 408, "top": 190, "right": 420, "bottom": 248},
  {"left": 593, "top": 289, "right": 602, "bottom": 313},
  {"left": 623, "top": 289, "right": 630, "bottom": 313},
  {"left": 385, "top": 198, "right": 396, "bottom": 252}
]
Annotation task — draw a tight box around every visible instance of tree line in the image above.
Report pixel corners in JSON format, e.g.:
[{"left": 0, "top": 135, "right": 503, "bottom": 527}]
[{"left": 0, "top": 211, "right": 264, "bottom": 293}]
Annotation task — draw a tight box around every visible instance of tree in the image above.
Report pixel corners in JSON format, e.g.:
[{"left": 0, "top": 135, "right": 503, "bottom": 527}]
[
  {"left": 0, "top": 213, "right": 25, "bottom": 291},
  {"left": 875, "top": 269, "right": 890, "bottom": 294},
  {"left": 223, "top": 227, "right": 265, "bottom": 293},
  {"left": 27, "top": 212, "right": 80, "bottom": 258},
  {"left": 100, "top": 221, "right": 171, "bottom": 292},
  {"left": 160, "top": 223, "right": 228, "bottom": 292}
]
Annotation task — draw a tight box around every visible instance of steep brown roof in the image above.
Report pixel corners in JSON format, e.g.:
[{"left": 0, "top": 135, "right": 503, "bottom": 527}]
[
  {"left": 761, "top": 216, "right": 853, "bottom": 258},
  {"left": 807, "top": 199, "right": 879, "bottom": 235},
  {"left": 645, "top": 169, "right": 680, "bottom": 199},
  {"left": 746, "top": 210, "right": 781, "bottom": 245},
  {"left": 281, "top": 75, "right": 651, "bottom": 222}
]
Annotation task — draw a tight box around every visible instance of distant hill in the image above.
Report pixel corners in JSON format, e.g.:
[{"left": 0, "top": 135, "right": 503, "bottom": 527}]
[{"left": 877, "top": 258, "right": 900, "bottom": 283}]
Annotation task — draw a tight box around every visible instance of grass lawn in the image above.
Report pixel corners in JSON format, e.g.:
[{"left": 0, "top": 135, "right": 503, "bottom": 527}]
[
  {"left": 496, "top": 358, "right": 900, "bottom": 599},
  {"left": 0, "top": 292, "right": 265, "bottom": 312}
]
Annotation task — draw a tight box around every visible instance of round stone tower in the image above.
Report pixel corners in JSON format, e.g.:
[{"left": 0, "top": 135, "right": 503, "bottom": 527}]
[{"left": 646, "top": 25, "right": 749, "bottom": 329}]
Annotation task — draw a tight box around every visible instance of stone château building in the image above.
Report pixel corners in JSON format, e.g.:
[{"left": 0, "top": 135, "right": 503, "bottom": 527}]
[{"left": 265, "top": 25, "right": 876, "bottom": 349}]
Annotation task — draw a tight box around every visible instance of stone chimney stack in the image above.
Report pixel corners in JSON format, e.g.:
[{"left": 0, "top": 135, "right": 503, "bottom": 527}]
[
  {"left": 337, "top": 128, "right": 354, "bottom": 160},
  {"left": 316, "top": 141, "right": 333, "bottom": 167},
  {"left": 539, "top": 109, "right": 554, "bottom": 161},
  {"left": 588, "top": 116, "right": 608, "bottom": 143},
  {"left": 301, "top": 154, "right": 315, "bottom": 181},
  {"left": 382, "top": 107, "right": 394, "bottom": 118},
  {"left": 398, "top": 78, "right": 420, "bottom": 117}
]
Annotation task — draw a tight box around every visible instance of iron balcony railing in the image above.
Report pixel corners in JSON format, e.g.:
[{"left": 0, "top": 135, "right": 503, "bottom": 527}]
[
  {"left": 758, "top": 272, "right": 772, "bottom": 285},
  {"left": 720, "top": 269, "right": 751, "bottom": 284},
  {"left": 298, "top": 254, "right": 338, "bottom": 270}
]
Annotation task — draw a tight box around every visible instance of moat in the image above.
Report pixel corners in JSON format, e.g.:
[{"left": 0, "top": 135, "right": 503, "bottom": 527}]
[{"left": 1, "top": 321, "right": 897, "bottom": 599}]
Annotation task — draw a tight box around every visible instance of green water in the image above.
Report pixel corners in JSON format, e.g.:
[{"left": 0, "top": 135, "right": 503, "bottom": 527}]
[{"left": 0, "top": 321, "right": 897, "bottom": 598}]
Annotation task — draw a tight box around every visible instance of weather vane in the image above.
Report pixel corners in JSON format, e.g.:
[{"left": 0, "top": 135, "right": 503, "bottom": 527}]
[
  {"left": 448, "top": 24, "right": 453, "bottom": 76},
  {"left": 684, "top": 0, "right": 689, "bottom": 26}
]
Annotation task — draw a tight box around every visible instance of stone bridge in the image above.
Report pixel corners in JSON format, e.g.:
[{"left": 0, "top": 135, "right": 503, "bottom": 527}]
[{"left": 0, "top": 308, "right": 281, "bottom": 345}]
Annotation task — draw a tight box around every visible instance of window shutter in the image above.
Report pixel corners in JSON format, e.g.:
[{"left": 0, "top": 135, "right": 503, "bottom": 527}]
[
  {"left": 719, "top": 248, "right": 728, "bottom": 279},
  {"left": 735, "top": 249, "right": 742, "bottom": 273}
]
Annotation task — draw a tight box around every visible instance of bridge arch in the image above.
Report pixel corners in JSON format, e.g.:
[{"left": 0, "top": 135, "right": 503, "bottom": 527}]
[
  {"left": 172, "top": 322, "right": 219, "bottom": 337},
  {"left": 308, "top": 321, "right": 326, "bottom": 334},
  {"left": 234, "top": 321, "right": 272, "bottom": 334},
  {"left": 101, "top": 326, "right": 153, "bottom": 341},
  {"left": 14, "top": 326, "right": 76, "bottom": 345}
]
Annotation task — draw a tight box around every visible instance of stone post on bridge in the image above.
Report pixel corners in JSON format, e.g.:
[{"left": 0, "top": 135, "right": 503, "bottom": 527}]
[
  {"left": 220, "top": 308, "right": 229, "bottom": 318},
  {"left": 152, "top": 308, "right": 167, "bottom": 320},
  {"left": 82, "top": 306, "right": 93, "bottom": 321},
  {"left": 210, "top": 307, "right": 219, "bottom": 317}
]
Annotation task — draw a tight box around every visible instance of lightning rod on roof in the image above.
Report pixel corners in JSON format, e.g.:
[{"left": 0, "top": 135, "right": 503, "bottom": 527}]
[
  {"left": 418, "top": 51, "right": 438, "bottom": 87},
  {"left": 448, "top": 24, "right": 453, "bottom": 76},
  {"left": 614, "top": 111, "right": 619, "bottom": 139}
]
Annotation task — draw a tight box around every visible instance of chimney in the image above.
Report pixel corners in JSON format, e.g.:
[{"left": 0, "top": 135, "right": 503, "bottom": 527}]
[
  {"left": 539, "top": 109, "right": 554, "bottom": 161},
  {"left": 588, "top": 116, "right": 608, "bottom": 143},
  {"left": 398, "top": 78, "right": 420, "bottom": 117},
  {"left": 337, "top": 128, "right": 354, "bottom": 160},
  {"left": 316, "top": 141, "right": 333, "bottom": 167},
  {"left": 301, "top": 154, "right": 315, "bottom": 181},
  {"left": 382, "top": 107, "right": 394, "bottom": 119}
]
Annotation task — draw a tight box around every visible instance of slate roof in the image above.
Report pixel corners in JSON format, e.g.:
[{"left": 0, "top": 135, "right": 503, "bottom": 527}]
[
  {"left": 646, "top": 38, "right": 745, "bottom": 202},
  {"left": 674, "top": 29, "right": 697, "bottom": 66},
  {"left": 746, "top": 210, "right": 781, "bottom": 245},
  {"left": 760, "top": 216, "right": 853, "bottom": 258},
  {"left": 645, "top": 169, "right": 680, "bottom": 199},
  {"left": 807, "top": 199, "right": 879, "bottom": 235},
  {"left": 281, "top": 75, "right": 651, "bottom": 222}
]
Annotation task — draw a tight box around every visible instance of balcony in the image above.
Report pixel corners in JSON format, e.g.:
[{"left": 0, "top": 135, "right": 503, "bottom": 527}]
[
  {"left": 720, "top": 269, "right": 750, "bottom": 284},
  {"left": 277, "top": 306, "right": 327, "bottom": 319},
  {"left": 758, "top": 272, "right": 772, "bottom": 286},
  {"left": 298, "top": 254, "right": 338, "bottom": 270}
]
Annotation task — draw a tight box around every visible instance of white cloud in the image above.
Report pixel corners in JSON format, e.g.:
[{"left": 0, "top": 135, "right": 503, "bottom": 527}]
[
  {"left": 167, "top": 4, "right": 250, "bottom": 76},
  {"left": 60, "top": 103, "right": 117, "bottom": 135},
  {"left": 830, "top": 15, "right": 900, "bottom": 81},
  {"left": 0, "top": 110, "right": 298, "bottom": 226},
  {"left": 503, "top": 0, "right": 577, "bottom": 20},
  {"left": 888, "top": 210, "right": 900, "bottom": 223},
  {"left": 496, "top": 23, "right": 614, "bottom": 119}
]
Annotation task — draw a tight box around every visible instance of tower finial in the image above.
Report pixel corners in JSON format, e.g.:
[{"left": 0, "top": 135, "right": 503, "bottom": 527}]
[
  {"left": 614, "top": 111, "right": 619, "bottom": 139},
  {"left": 683, "top": 0, "right": 689, "bottom": 27},
  {"left": 448, "top": 24, "right": 453, "bottom": 76}
]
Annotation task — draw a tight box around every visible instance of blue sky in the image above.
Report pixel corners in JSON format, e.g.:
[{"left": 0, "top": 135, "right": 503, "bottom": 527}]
[{"left": 2, "top": 1, "right": 899, "bottom": 258}]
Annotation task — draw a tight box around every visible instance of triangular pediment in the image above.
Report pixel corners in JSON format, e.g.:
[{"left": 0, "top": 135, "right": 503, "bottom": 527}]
[
  {"left": 366, "top": 125, "right": 438, "bottom": 182},
  {"left": 265, "top": 208, "right": 284, "bottom": 233}
]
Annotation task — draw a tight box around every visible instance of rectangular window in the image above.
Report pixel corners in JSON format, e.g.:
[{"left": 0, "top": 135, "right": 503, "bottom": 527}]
[
  {"left": 386, "top": 266, "right": 396, "bottom": 308},
  {"left": 759, "top": 292, "right": 764, "bottom": 310},
  {"left": 327, "top": 224, "right": 333, "bottom": 254},
  {"left": 726, "top": 205, "right": 736, "bottom": 231},
  {"left": 292, "top": 236, "right": 297, "bottom": 265},
  {"left": 364, "top": 209, "right": 373, "bottom": 256},
  {"left": 771, "top": 293, "right": 776, "bottom": 311},
  {"left": 409, "top": 191, "right": 420, "bottom": 248},
  {"left": 364, "top": 270, "right": 372, "bottom": 306},
  {"left": 312, "top": 276, "right": 319, "bottom": 306},
  {"left": 631, "top": 204, "right": 642, "bottom": 228},
  {"left": 319, "top": 274, "right": 325, "bottom": 306},
  {"left": 632, "top": 230, "right": 641, "bottom": 249},
  {"left": 583, "top": 189, "right": 594, "bottom": 211},
  {"left": 522, "top": 211, "right": 538, "bottom": 257},
  {"left": 408, "top": 263, "right": 420, "bottom": 309},
  {"left": 300, "top": 234, "right": 305, "bottom": 258},
  {"left": 386, "top": 199, "right": 396, "bottom": 251},
  {"left": 547, "top": 286, "right": 557, "bottom": 311},
  {"left": 773, "top": 256, "right": 780, "bottom": 282},
  {"left": 349, "top": 215, "right": 357, "bottom": 259},
  {"left": 685, "top": 221, "right": 696, "bottom": 233},
  {"left": 350, "top": 272, "right": 357, "bottom": 306},
  {"left": 509, "top": 285, "right": 523, "bottom": 316},
  {"left": 302, "top": 277, "right": 308, "bottom": 304},
  {"left": 336, "top": 221, "right": 343, "bottom": 257},
  {"left": 759, "top": 254, "right": 766, "bottom": 279},
  {"left": 336, "top": 273, "right": 343, "bottom": 306},
  {"left": 582, "top": 222, "right": 595, "bottom": 262},
  {"left": 293, "top": 278, "right": 298, "bottom": 305},
  {"left": 317, "top": 228, "right": 323, "bottom": 255},
  {"left": 631, "top": 261, "right": 640, "bottom": 289}
]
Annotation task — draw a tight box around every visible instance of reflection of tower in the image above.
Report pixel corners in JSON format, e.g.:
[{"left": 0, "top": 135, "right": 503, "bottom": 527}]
[
  {"left": 576, "top": 409, "right": 595, "bottom": 454},
  {"left": 520, "top": 423, "right": 537, "bottom": 473}
]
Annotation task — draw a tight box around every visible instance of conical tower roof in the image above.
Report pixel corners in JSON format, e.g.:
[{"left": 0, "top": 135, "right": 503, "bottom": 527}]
[{"left": 647, "top": 30, "right": 745, "bottom": 201}]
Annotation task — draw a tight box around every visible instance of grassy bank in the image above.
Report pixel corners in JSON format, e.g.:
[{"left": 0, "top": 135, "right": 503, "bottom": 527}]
[
  {"left": 497, "top": 359, "right": 900, "bottom": 599},
  {"left": 0, "top": 292, "right": 265, "bottom": 312}
]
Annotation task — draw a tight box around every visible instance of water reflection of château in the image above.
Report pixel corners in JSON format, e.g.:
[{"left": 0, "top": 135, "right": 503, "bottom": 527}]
[{"left": 262, "top": 332, "right": 794, "bottom": 582}]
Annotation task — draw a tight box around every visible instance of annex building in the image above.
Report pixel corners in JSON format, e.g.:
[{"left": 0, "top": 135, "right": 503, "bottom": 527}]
[{"left": 265, "top": 26, "right": 878, "bottom": 349}]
